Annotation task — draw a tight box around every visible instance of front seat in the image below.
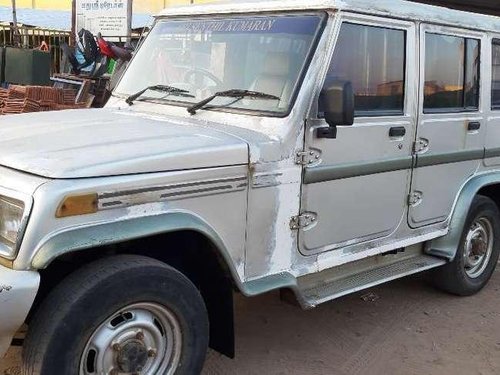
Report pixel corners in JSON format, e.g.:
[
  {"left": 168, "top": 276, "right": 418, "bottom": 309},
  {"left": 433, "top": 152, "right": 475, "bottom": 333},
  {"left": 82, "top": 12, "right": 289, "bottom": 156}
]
[{"left": 251, "top": 52, "right": 293, "bottom": 108}]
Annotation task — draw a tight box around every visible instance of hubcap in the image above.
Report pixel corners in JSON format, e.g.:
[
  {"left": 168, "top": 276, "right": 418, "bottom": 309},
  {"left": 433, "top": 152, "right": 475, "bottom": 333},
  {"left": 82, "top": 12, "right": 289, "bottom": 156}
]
[
  {"left": 463, "top": 217, "right": 494, "bottom": 279},
  {"left": 117, "top": 340, "right": 149, "bottom": 373},
  {"left": 80, "top": 303, "right": 182, "bottom": 375}
]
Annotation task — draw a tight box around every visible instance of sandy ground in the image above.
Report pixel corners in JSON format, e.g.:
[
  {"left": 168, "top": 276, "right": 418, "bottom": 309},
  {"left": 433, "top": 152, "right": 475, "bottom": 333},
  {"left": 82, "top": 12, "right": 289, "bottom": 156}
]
[{"left": 2, "top": 270, "right": 500, "bottom": 375}]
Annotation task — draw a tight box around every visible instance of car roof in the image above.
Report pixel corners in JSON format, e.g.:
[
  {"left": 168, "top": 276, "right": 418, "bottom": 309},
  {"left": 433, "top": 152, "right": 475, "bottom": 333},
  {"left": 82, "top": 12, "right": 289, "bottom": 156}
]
[{"left": 157, "top": 0, "right": 500, "bottom": 34}]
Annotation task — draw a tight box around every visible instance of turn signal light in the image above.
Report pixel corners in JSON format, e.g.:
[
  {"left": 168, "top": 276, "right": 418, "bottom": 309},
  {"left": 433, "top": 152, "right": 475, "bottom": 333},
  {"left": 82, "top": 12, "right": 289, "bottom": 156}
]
[{"left": 56, "top": 193, "right": 98, "bottom": 218}]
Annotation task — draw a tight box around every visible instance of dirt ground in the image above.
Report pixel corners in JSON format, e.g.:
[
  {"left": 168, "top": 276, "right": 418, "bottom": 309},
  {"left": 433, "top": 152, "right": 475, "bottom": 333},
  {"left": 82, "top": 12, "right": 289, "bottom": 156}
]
[{"left": 2, "top": 270, "right": 500, "bottom": 375}]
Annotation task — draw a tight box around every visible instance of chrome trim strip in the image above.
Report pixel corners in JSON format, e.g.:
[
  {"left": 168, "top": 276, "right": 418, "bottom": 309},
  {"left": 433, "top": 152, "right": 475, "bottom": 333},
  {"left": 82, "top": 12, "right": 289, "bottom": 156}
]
[
  {"left": 99, "top": 177, "right": 247, "bottom": 199},
  {"left": 98, "top": 176, "right": 248, "bottom": 210}
]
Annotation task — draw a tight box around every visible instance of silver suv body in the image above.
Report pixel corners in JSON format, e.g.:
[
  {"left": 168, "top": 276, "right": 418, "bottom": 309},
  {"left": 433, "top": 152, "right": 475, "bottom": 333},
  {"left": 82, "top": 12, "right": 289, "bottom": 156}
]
[{"left": 2, "top": 0, "right": 500, "bottom": 373}]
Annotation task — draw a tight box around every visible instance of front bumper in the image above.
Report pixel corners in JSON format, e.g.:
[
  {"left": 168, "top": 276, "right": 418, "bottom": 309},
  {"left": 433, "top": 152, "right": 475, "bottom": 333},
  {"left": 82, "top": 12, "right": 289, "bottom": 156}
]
[{"left": 0, "top": 264, "right": 39, "bottom": 358}]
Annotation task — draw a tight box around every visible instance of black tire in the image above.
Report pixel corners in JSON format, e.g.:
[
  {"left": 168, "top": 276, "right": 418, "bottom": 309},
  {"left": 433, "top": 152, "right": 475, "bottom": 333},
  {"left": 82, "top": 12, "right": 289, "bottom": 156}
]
[
  {"left": 22, "top": 255, "right": 209, "bottom": 375},
  {"left": 433, "top": 195, "right": 500, "bottom": 296}
]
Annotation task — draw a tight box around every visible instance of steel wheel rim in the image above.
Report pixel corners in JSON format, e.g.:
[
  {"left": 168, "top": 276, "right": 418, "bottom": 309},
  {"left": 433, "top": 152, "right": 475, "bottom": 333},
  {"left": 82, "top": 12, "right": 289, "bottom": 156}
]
[
  {"left": 463, "top": 217, "right": 494, "bottom": 279},
  {"left": 79, "top": 302, "right": 182, "bottom": 375}
]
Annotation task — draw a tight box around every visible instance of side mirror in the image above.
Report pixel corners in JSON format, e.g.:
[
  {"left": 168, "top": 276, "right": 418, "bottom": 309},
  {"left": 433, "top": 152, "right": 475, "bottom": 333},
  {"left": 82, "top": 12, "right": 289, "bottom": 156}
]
[{"left": 317, "top": 81, "right": 355, "bottom": 138}]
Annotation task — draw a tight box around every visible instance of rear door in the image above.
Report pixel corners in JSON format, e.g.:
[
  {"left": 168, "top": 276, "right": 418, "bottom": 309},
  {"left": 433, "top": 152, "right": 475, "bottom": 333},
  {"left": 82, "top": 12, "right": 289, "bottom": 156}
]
[
  {"left": 409, "top": 25, "right": 486, "bottom": 228},
  {"left": 299, "top": 14, "right": 417, "bottom": 257},
  {"left": 485, "top": 38, "right": 500, "bottom": 165}
]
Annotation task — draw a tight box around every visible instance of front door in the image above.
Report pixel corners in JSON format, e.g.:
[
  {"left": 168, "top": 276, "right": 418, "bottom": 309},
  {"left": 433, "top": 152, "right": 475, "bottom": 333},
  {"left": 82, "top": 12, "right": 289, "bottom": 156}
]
[
  {"left": 298, "top": 14, "right": 417, "bottom": 259},
  {"left": 408, "top": 25, "right": 486, "bottom": 228}
]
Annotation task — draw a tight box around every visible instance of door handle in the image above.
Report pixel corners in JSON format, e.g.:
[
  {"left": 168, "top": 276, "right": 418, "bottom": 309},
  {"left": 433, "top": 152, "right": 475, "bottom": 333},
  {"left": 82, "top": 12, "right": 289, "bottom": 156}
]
[
  {"left": 389, "top": 126, "right": 406, "bottom": 138},
  {"left": 468, "top": 122, "right": 481, "bottom": 131}
]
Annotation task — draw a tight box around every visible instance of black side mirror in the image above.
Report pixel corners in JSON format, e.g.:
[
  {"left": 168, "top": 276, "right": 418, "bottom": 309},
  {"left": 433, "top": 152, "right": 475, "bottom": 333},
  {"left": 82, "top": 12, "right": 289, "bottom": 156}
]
[{"left": 317, "top": 81, "right": 355, "bottom": 138}]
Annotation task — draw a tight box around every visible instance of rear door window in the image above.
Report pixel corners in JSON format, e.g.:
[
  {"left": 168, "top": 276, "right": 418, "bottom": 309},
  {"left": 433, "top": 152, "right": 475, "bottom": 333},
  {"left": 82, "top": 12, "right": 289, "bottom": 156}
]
[
  {"left": 424, "top": 33, "right": 480, "bottom": 112},
  {"left": 492, "top": 39, "right": 500, "bottom": 110}
]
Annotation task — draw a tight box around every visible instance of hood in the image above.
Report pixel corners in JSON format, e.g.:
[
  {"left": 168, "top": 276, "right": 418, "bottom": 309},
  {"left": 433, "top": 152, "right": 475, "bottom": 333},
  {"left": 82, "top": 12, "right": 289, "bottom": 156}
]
[{"left": 0, "top": 108, "right": 249, "bottom": 178}]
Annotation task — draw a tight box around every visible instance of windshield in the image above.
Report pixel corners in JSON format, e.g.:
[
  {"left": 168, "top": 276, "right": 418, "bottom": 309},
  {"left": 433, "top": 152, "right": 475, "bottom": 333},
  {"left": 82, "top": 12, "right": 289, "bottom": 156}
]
[{"left": 115, "top": 13, "right": 325, "bottom": 115}]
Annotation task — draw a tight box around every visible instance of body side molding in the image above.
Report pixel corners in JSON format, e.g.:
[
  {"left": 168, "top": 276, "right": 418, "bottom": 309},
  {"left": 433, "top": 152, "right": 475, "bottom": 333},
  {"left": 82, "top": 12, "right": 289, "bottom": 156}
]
[
  {"left": 303, "top": 149, "right": 485, "bottom": 185},
  {"left": 416, "top": 149, "right": 484, "bottom": 168},
  {"left": 485, "top": 147, "right": 500, "bottom": 159},
  {"left": 304, "top": 157, "right": 412, "bottom": 184}
]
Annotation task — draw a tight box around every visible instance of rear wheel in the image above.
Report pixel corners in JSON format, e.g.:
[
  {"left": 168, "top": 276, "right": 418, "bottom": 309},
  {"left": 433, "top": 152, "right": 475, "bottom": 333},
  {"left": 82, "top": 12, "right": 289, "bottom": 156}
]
[
  {"left": 22, "top": 255, "right": 209, "bottom": 375},
  {"left": 434, "top": 195, "right": 500, "bottom": 296}
]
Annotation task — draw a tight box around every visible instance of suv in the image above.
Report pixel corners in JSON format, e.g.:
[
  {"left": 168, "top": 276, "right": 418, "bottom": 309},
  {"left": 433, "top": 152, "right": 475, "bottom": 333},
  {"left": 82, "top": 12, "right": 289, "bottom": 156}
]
[{"left": 2, "top": 0, "right": 500, "bottom": 373}]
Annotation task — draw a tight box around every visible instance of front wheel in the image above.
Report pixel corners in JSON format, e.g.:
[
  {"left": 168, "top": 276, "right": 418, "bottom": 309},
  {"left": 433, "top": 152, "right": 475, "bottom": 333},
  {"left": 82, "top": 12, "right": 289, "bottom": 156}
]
[
  {"left": 22, "top": 255, "right": 209, "bottom": 375},
  {"left": 433, "top": 195, "right": 500, "bottom": 296}
]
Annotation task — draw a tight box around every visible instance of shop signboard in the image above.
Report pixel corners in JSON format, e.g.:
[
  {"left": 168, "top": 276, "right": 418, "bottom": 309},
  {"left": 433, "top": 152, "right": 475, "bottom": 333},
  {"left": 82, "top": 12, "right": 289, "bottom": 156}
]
[{"left": 75, "top": 0, "right": 132, "bottom": 41}]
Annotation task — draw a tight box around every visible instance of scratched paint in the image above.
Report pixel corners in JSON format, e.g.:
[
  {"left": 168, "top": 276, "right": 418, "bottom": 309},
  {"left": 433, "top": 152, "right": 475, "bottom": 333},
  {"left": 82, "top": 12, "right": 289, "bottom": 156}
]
[{"left": 0, "top": 285, "right": 12, "bottom": 293}]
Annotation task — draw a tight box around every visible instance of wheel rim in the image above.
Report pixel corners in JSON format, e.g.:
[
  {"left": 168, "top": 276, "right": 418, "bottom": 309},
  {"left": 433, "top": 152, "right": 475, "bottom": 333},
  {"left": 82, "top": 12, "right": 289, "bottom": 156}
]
[
  {"left": 463, "top": 217, "right": 494, "bottom": 279},
  {"left": 80, "top": 302, "right": 182, "bottom": 375}
]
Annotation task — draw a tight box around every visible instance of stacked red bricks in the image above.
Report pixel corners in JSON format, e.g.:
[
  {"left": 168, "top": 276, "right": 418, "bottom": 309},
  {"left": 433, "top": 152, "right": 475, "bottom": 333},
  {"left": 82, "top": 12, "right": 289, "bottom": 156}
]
[{"left": 0, "top": 85, "right": 86, "bottom": 115}]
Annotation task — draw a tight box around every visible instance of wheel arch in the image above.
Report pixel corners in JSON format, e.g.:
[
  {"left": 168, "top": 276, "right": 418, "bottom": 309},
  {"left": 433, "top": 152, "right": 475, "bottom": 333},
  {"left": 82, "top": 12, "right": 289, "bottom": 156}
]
[
  {"left": 428, "top": 172, "right": 500, "bottom": 261},
  {"left": 29, "top": 211, "right": 241, "bottom": 358}
]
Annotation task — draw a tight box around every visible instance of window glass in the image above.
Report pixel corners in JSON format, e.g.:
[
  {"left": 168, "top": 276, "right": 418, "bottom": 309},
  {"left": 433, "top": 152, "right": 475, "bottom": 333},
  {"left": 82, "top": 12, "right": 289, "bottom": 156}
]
[
  {"left": 424, "top": 33, "right": 480, "bottom": 111},
  {"left": 492, "top": 40, "right": 500, "bottom": 109},
  {"left": 321, "top": 23, "right": 406, "bottom": 116},
  {"left": 115, "top": 14, "right": 325, "bottom": 115},
  {"left": 465, "top": 39, "right": 480, "bottom": 108}
]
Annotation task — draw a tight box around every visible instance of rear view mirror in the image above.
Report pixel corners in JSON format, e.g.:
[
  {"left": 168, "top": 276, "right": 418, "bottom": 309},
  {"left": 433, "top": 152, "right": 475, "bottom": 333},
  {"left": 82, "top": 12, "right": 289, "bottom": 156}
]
[{"left": 317, "top": 81, "right": 355, "bottom": 138}]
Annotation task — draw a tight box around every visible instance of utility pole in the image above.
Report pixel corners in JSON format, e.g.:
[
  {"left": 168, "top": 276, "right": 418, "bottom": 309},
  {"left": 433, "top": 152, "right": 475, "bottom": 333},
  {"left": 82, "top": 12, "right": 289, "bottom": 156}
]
[
  {"left": 127, "top": 0, "right": 132, "bottom": 42},
  {"left": 11, "top": 0, "right": 21, "bottom": 47},
  {"left": 71, "top": 0, "right": 76, "bottom": 46}
]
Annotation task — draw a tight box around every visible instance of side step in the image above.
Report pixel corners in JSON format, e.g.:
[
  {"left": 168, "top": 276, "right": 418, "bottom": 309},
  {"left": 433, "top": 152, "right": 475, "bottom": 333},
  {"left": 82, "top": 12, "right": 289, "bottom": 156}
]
[{"left": 298, "top": 254, "right": 446, "bottom": 307}]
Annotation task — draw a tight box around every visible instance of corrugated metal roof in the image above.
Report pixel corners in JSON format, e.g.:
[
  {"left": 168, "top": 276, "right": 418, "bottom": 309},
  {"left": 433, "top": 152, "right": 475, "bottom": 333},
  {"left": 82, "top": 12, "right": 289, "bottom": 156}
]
[{"left": 0, "top": 6, "right": 152, "bottom": 31}]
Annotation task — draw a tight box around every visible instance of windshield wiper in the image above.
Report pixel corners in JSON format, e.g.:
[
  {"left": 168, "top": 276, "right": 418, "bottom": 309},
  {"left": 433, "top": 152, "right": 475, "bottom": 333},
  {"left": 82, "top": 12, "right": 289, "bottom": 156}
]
[
  {"left": 126, "top": 85, "right": 193, "bottom": 105},
  {"left": 187, "top": 89, "right": 280, "bottom": 115}
]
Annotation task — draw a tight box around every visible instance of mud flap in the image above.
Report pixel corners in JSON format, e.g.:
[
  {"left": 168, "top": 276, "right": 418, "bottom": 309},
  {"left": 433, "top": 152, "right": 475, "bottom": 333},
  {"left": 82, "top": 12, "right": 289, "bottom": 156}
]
[{"left": 200, "top": 274, "right": 235, "bottom": 358}]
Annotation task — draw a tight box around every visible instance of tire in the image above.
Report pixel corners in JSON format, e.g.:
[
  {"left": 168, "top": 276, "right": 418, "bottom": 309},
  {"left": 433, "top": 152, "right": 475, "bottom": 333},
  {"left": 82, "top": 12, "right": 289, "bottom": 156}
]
[
  {"left": 433, "top": 195, "right": 500, "bottom": 296},
  {"left": 22, "top": 255, "right": 209, "bottom": 375}
]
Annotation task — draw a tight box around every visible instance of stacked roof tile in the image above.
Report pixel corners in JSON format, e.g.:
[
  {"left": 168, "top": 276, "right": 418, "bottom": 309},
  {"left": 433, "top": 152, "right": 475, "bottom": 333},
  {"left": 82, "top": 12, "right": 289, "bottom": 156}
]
[{"left": 0, "top": 85, "right": 86, "bottom": 115}]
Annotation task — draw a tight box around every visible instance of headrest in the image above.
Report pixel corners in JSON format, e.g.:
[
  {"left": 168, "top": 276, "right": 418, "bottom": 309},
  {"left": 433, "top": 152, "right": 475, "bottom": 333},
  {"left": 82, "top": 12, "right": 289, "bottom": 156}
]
[{"left": 261, "top": 52, "right": 291, "bottom": 76}]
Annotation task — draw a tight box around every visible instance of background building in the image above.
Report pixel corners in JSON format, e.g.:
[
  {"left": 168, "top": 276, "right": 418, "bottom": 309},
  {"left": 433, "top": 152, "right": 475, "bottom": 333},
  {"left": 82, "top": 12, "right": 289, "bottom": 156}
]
[
  {"left": 0, "top": 0, "right": 215, "bottom": 14},
  {"left": 3, "top": 1, "right": 497, "bottom": 15}
]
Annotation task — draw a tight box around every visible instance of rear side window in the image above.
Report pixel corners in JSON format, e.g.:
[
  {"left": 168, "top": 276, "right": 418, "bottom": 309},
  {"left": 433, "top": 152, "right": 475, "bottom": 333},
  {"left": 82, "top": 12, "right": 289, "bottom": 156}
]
[
  {"left": 321, "top": 23, "right": 406, "bottom": 117},
  {"left": 424, "top": 33, "right": 480, "bottom": 112},
  {"left": 492, "top": 40, "right": 500, "bottom": 110}
]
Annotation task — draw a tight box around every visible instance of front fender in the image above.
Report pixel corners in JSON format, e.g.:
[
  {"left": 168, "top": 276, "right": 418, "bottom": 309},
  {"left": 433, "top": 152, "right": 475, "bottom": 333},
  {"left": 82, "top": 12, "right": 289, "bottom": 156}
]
[
  {"left": 31, "top": 211, "right": 244, "bottom": 289},
  {"left": 428, "top": 171, "right": 500, "bottom": 260}
]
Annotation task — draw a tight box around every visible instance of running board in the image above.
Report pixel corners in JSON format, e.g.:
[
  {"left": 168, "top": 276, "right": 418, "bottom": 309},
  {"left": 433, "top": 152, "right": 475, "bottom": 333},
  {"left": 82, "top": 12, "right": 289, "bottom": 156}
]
[{"left": 298, "top": 254, "right": 446, "bottom": 308}]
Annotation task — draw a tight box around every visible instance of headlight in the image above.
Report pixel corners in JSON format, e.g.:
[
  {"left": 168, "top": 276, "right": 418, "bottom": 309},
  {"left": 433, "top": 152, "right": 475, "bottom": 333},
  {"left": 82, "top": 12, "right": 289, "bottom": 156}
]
[{"left": 0, "top": 195, "right": 26, "bottom": 259}]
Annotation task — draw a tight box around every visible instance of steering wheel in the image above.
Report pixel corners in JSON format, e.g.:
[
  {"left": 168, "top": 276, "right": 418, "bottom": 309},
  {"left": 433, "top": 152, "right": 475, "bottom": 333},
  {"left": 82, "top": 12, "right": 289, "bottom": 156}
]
[{"left": 183, "top": 68, "right": 223, "bottom": 92}]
